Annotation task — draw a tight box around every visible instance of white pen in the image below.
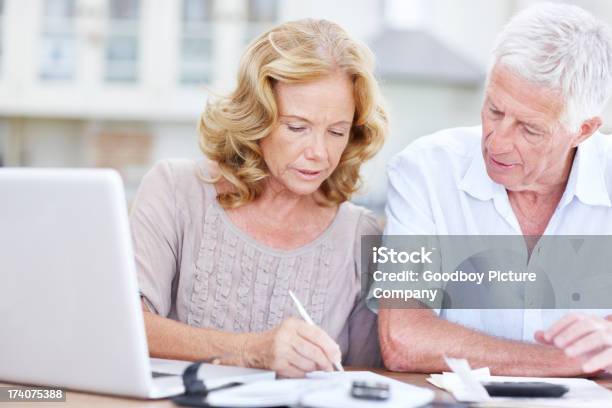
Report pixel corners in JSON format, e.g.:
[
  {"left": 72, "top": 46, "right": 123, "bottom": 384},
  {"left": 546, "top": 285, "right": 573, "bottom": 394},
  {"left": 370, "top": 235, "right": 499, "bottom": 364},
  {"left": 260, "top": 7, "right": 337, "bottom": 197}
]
[{"left": 288, "top": 290, "right": 344, "bottom": 372}]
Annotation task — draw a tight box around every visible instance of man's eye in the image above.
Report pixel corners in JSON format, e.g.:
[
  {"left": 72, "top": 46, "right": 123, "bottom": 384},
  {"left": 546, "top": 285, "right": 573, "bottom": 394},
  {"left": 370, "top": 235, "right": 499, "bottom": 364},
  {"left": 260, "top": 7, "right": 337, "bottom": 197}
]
[
  {"left": 489, "top": 107, "right": 502, "bottom": 116},
  {"left": 523, "top": 125, "right": 541, "bottom": 136}
]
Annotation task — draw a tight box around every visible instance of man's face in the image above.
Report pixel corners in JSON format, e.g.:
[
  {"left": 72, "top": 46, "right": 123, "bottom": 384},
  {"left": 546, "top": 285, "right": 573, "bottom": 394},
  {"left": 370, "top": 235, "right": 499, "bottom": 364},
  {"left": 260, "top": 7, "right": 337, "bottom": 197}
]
[{"left": 481, "top": 65, "right": 578, "bottom": 191}]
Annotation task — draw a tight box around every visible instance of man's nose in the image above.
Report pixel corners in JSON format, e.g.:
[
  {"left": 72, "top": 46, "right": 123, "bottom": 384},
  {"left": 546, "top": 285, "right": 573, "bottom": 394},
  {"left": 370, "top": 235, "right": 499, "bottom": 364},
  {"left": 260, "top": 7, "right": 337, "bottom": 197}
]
[{"left": 487, "top": 119, "right": 514, "bottom": 155}]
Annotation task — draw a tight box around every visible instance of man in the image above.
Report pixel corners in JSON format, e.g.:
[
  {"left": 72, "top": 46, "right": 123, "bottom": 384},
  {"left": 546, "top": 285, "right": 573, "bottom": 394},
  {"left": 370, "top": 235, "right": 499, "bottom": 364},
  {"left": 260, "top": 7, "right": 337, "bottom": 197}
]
[{"left": 379, "top": 3, "right": 612, "bottom": 376}]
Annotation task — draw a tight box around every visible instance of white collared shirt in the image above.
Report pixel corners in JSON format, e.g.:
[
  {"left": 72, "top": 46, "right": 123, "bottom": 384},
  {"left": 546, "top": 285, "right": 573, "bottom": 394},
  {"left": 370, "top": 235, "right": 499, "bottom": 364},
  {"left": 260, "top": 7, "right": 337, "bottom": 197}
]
[{"left": 384, "top": 125, "right": 612, "bottom": 341}]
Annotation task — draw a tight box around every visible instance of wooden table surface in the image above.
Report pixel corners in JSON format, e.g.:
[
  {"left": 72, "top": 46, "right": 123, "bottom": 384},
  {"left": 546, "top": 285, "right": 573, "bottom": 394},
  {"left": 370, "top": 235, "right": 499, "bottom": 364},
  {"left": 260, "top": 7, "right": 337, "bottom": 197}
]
[{"left": 1, "top": 369, "right": 611, "bottom": 407}]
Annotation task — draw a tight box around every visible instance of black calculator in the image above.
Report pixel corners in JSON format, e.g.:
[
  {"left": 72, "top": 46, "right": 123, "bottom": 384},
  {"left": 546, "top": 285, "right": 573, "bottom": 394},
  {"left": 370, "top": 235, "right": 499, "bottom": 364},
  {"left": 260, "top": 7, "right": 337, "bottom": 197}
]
[{"left": 483, "top": 381, "right": 569, "bottom": 398}]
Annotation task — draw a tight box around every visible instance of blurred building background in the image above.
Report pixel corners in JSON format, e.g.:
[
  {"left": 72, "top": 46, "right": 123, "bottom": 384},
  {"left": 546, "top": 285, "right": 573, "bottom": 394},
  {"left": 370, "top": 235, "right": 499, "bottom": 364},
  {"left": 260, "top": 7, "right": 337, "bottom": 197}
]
[{"left": 1, "top": 0, "right": 611, "bottom": 211}]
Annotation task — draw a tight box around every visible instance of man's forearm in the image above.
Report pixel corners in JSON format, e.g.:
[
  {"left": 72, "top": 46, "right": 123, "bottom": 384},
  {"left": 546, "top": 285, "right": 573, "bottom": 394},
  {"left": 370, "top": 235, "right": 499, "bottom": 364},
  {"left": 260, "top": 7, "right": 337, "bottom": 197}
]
[{"left": 379, "top": 308, "right": 583, "bottom": 376}]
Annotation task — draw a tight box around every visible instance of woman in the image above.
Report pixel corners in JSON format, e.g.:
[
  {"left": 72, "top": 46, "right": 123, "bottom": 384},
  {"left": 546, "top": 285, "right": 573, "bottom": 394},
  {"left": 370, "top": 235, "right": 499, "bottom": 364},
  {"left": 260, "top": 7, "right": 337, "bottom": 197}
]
[{"left": 131, "top": 19, "right": 387, "bottom": 378}]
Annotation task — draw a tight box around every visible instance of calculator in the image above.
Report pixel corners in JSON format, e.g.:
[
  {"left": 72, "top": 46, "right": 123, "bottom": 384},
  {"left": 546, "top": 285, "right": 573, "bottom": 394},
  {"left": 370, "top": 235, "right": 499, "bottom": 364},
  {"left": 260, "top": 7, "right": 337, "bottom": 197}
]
[{"left": 483, "top": 381, "right": 569, "bottom": 398}]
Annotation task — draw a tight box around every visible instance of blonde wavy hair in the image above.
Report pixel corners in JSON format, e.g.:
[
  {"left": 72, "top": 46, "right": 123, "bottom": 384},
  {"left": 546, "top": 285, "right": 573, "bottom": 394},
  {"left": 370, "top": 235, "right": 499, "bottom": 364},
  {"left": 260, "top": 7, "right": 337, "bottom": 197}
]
[{"left": 199, "top": 18, "right": 388, "bottom": 208}]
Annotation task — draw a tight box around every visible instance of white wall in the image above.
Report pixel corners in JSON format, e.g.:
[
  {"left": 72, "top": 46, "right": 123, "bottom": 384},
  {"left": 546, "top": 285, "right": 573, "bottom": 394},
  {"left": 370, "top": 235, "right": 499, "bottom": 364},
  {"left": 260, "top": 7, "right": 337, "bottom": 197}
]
[
  {"left": 150, "top": 122, "right": 201, "bottom": 164},
  {"left": 355, "top": 82, "right": 483, "bottom": 211}
]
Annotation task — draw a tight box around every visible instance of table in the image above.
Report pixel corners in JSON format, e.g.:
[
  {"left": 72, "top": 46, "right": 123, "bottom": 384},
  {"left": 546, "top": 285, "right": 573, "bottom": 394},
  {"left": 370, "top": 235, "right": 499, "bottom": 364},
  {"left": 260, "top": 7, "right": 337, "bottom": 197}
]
[{"left": 1, "top": 369, "right": 611, "bottom": 407}]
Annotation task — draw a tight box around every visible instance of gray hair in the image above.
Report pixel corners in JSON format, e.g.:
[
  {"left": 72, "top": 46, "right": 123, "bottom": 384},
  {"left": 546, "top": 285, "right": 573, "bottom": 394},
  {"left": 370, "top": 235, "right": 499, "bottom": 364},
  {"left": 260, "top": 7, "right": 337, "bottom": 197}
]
[{"left": 491, "top": 2, "right": 612, "bottom": 131}]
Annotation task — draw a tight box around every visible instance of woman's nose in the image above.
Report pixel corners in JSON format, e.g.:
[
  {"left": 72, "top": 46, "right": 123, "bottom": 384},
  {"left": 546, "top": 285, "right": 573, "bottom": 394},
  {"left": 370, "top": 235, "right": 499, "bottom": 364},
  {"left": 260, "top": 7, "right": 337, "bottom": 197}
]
[{"left": 304, "top": 132, "right": 327, "bottom": 161}]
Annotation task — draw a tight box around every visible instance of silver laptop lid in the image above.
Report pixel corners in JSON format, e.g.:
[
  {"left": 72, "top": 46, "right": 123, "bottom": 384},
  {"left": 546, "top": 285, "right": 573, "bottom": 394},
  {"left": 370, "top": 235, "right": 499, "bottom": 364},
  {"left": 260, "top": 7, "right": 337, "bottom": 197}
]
[{"left": 0, "top": 168, "right": 153, "bottom": 397}]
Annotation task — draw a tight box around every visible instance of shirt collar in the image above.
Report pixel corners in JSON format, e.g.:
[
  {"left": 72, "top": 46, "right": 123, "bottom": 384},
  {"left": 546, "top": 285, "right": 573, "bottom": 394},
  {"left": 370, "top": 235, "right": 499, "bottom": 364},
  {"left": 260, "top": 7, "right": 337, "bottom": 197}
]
[
  {"left": 458, "top": 133, "right": 611, "bottom": 208},
  {"left": 562, "top": 133, "right": 611, "bottom": 208},
  {"left": 458, "top": 145, "right": 506, "bottom": 201}
]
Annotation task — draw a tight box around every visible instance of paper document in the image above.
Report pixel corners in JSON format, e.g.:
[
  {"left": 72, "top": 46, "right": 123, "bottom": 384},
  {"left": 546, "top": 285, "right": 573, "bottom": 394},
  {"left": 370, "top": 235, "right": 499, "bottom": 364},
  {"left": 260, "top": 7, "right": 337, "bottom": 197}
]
[
  {"left": 473, "top": 376, "right": 612, "bottom": 407},
  {"left": 428, "top": 357, "right": 612, "bottom": 407},
  {"left": 207, "top": 370, "right": 435, "bottom": 407},
  {"left": 149, "top": 358, "right": 275, "bottom": 389},
  {"left": 443, "top": 356, "right": 491, "bottom": 402}
]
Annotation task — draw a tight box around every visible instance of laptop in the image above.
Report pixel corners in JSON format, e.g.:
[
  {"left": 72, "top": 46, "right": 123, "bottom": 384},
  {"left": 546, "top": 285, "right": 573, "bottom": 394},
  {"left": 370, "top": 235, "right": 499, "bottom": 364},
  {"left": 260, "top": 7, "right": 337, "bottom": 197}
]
[{"left": 0, "top": 168, "right": 274, "bottom": 399}]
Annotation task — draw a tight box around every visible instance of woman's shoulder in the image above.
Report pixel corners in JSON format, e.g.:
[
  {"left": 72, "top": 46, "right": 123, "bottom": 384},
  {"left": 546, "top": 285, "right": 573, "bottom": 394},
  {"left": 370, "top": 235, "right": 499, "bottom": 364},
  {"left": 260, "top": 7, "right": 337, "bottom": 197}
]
[
  {"left": 330, "top": 202, "right": 382, "bottom": 276},
  {"left": 143, "top": 158, "right": 218, "bottom": 209},
  {"left": 147, "top": 157, "right": 213, "bottom": 179},
  {"left": 335, "top": 201, "right": 383, "bottom": 238}
]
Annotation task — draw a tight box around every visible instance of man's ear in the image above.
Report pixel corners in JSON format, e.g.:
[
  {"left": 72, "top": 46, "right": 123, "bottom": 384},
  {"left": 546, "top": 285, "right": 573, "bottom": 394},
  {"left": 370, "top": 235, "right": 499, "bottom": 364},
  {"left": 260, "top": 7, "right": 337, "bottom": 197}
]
[{"left": 571, "top": 117, "right": 602, "bottom": 147}]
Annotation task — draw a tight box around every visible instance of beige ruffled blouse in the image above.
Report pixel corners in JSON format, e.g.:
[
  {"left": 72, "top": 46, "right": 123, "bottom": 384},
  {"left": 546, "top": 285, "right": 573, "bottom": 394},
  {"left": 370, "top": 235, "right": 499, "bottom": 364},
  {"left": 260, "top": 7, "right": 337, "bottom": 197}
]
[{"left": 130, "top": 159, "right": 381, "bottom": 366}]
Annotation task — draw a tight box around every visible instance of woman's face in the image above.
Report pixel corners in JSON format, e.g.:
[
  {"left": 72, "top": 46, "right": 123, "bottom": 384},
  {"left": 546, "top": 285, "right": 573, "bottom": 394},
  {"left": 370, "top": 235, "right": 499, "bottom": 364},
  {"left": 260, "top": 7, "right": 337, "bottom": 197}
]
[{"left": 260, "top": 72, "right": 355, "bottom": 197}]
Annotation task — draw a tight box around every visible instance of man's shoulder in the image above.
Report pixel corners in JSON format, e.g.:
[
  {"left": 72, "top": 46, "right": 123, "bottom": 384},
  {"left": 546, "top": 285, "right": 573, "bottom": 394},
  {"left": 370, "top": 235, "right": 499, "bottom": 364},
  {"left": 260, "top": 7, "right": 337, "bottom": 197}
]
[{"left": 389, "top": 125, "right": 481, "bottom": 172}]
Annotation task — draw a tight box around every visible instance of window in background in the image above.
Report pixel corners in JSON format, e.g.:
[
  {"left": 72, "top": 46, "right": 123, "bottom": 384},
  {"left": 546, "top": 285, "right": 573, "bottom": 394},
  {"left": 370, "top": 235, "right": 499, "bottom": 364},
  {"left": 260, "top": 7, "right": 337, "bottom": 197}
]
[
  {"left": 105, "top": 0, "right": 140, "bottom": 83},
  {"left": 179, "top": 0, "right": 214, "bottom": 85},
  {"left": 245, "top": 0, "right": 277, "bottom": 44},
  {"left": 39, "top": 0, "right": 77, "bottom": 81}
]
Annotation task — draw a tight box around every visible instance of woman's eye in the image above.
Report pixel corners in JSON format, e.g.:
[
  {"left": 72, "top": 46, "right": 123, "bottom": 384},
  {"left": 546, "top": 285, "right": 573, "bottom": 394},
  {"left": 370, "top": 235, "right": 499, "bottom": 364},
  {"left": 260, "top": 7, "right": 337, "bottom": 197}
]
[
  {"left": 330, "top": 130, "right": 345, "bottom": 137},
  {"left": 287, "top": 125, "right": 306, "bottom": 133}
]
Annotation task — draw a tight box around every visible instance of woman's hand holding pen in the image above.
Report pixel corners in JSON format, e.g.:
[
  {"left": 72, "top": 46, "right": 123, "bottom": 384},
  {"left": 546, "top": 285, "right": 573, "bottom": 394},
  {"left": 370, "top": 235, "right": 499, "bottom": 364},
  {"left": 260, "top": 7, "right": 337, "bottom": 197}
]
[{"left": 238, "top": 317, "right": 342, "bottom": 378}]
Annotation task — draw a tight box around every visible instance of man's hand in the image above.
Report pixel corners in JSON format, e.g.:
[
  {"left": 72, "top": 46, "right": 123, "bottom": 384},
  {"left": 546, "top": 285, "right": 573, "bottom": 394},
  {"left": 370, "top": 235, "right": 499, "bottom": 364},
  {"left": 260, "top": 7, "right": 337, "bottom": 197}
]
[{"left": 535, "top": 313, "right": 612, "bottom": 374}]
